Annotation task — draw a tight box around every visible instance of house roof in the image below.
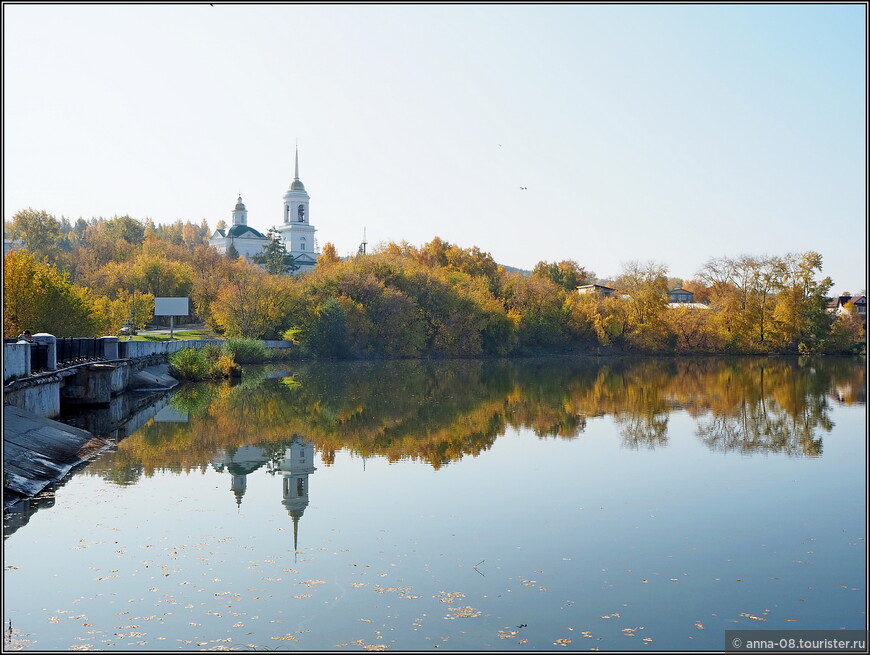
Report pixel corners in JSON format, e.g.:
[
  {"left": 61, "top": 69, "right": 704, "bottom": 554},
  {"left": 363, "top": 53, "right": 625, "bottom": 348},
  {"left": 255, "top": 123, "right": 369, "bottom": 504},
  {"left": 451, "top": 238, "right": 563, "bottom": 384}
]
[
  {"left": 225, "top": 224, "right": 266, "bottom": 239},
  {"left": 668, "top": 288, "right": 693, "bottom": 294},
  {"left": 577, "top": 284, "right": 616, "bottom": 291},
  {"left": 828, "top": 294, "right": 867, "bottom": 309}
]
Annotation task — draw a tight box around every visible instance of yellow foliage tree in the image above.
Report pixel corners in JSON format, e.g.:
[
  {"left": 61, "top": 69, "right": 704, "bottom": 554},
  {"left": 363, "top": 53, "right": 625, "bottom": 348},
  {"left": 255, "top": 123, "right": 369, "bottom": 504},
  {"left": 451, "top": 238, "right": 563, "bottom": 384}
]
[{"left": 3, "top": 249, "right": 101, "bottom": 337}]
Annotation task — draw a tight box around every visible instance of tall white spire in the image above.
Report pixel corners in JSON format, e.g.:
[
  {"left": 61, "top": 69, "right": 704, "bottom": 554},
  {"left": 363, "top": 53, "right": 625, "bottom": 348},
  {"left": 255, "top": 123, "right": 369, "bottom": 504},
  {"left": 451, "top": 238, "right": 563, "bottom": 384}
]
[{"left": 290, "top": 144, "right": 306, "bottom": 192}]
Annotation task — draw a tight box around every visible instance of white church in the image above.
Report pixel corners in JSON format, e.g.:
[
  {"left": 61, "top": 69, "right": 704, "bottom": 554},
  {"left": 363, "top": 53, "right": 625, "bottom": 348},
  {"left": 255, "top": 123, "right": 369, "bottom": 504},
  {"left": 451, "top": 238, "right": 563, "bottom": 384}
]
[{"left": 209, "top": 148, "right": 318, "bottom": 272}]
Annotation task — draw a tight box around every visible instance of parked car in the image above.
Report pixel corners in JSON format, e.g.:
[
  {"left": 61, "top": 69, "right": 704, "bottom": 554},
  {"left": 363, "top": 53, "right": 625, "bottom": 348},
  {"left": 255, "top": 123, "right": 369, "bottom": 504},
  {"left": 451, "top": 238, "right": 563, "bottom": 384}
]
[{"left": 120, "top": 325, "right": 137, "bottom": 336}]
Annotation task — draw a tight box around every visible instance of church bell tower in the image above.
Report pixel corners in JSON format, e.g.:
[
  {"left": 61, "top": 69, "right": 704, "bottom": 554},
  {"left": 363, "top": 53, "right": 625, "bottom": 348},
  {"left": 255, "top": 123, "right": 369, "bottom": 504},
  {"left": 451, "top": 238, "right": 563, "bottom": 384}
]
[{"left": 276, "top": 146, "right": 317, "bottom": 270}]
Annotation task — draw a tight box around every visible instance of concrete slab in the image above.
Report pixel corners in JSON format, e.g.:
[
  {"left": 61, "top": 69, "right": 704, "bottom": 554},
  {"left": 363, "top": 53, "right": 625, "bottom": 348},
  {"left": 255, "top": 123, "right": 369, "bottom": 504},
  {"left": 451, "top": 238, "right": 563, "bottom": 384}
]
[
  {"left": 130, "top": 364, "right": 179, "bottom": 391},
  {"left": 3, "top": 405, "right": 112, "bottom": 505}
]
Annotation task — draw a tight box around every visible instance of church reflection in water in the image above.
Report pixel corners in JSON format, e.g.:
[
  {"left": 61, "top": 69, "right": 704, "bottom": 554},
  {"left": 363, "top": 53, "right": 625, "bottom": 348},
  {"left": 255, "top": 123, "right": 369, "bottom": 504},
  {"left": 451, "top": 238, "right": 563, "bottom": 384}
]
[{"left": 210, "top": 436, "right": 317, "bottom": 552}]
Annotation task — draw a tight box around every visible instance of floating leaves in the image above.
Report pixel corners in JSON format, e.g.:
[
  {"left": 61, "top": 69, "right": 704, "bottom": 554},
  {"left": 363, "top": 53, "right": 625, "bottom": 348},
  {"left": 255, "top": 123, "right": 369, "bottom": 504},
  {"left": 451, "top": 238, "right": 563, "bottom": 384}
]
[
  {"left": 739, "top": 613, "right": 766, "bottom": 622},
  {"left": 445, "top": 606, "right": 480, "bottom": 619},
  {"left": 435, "top": 591, "right": 465, "bottom": 603},
  {"left": 554, "top": 638, "right": 572, "bottom": 645}
]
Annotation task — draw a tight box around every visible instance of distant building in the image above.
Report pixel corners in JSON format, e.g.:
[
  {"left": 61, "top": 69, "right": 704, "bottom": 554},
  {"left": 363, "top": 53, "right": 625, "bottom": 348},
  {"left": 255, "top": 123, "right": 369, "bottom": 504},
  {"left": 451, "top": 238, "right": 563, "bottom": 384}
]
[
  {"left": 275, "top": 147, "right": 318, "bottom": 272},
  {"left": 4, "top": 239, "right": 23, "bottom": 256},
  {"left": 667, "top": 288, "right": 694, "bottom": 303},
  {"left": 209, "top": 147, "right": 319, "bottom": 271},
  {"left": 577, "top": 284, "right": 617, "bottom": 298},
  {"left": 209, "top": 195, "right": 269, "bottom": 261},
  {"left": 827, "top": 294, "right": 867, "bottom": 322}
]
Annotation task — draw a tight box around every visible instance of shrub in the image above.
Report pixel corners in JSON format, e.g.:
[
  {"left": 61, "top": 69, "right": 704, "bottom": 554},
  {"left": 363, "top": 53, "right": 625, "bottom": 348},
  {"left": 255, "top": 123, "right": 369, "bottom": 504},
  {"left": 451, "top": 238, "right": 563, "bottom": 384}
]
[
  {"left": 169, "top": 345, "right": 240, "bottom": 380},
  {"left": 168, "top": 348, "right": 211, "bottom": 380},
  {"left": 223, "top": 337, "right": 269, "bottom": 363}
]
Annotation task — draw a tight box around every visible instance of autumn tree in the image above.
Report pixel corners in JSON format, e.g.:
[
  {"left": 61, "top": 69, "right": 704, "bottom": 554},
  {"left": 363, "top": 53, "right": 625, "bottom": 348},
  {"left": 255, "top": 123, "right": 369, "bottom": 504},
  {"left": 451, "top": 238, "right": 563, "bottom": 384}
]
[
  {"left": 317, "top": 242, "right": 341, "bottom": 266},
  {"left": 3, "top": 249, "right": 100, "bottom": 337},
  {"left": 532, "top": 259, "right": 592, "bottom": 292},
  {"left": 500, "top": 272, "right": 569, "bottom": 348},
  {"left": 699, "top": 254, "right": 784, "bottom": 351},
  {"left": 210, "top": 261, "right": 297, "bottom": 338},
  {"left": 824, "top": 307, "right": 865, "bottom": 354},
  {"left": 772, "top": 251, "right": 834, "bottom": 352},
  {"left": 182, "top": 221, "right": 204, "bottom": 249}
]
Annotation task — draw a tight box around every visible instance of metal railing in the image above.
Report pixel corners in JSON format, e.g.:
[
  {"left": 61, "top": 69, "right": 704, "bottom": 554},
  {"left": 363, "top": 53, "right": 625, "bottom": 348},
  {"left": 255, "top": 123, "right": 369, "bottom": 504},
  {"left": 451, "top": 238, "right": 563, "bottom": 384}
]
[
  {"left": 31, "top": 342, "right": 50, "bottom": 373},
  {"left": 55, "top": 338, "right": 104, "bottom": 367}
]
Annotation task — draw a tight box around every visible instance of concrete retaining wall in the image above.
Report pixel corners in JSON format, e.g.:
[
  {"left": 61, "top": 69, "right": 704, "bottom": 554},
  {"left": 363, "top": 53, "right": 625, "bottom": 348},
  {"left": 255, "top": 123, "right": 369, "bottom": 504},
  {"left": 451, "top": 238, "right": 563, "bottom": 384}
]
[
  {"left": 4, "top": 343, "right": 30, "bottom": 381},
  {"left": 122, "top": 339, "right": 223, "bottom": 358},
  {"left": 61, "top": 362, "right": 133, "bottom": 406},
  {"left": 5, "top": 337, "right": 292, "bottom": 383},
  {"left": 3, "top": 372, "right": 65, "bottom": 418}
]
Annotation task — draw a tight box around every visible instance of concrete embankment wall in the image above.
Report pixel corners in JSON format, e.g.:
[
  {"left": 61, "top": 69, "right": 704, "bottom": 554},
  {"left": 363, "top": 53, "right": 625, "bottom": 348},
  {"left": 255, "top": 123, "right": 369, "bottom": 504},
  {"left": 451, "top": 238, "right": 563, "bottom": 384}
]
[
  {"left": 122, "top": 339, "right": 224, "bottom": 358},
  {"left": 3, "top": 405, "right": 114, "bottom": 506},
  {"left": 4, "top": 342, "right": 30, "bottom": 380},
  {"left": 4, "top": 338, "right": 292, "bottom": 419}
]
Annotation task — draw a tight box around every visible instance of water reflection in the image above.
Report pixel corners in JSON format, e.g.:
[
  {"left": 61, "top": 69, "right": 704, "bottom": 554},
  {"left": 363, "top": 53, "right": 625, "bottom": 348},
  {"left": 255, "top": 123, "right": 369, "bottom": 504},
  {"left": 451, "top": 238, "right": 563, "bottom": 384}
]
[
  {"left": 211, "top": 445, "right": 271, "bottom": 507},
  {"left": 210, "top": 438, "right": 317, "bottom": 551},
  {"left": 78, "top": 357, "right": 864, "bottom": 488},
  {"left": 276, "top": 437, "right": 316, "bottom": 553}
]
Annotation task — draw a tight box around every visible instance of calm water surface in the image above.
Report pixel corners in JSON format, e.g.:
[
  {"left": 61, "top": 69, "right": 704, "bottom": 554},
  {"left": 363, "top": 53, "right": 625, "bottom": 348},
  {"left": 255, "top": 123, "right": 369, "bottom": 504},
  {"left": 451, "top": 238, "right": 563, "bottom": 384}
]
[{"left": 3, "top": 357, "right": 866, "bottom": 651}]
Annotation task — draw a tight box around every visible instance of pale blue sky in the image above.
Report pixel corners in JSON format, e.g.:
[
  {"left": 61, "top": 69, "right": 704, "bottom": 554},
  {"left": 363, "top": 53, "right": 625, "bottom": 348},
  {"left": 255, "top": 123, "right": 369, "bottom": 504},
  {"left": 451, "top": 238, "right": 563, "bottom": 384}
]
[{"left": 3, "top": 3, "right": 866, "bottom": 290}]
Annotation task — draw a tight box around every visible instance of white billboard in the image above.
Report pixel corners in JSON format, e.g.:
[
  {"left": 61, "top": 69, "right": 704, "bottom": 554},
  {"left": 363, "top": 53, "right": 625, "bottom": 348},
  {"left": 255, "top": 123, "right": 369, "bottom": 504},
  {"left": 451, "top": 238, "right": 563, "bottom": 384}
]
[{"left": 154, "top": 297, "right": 190, "bottom": 317}]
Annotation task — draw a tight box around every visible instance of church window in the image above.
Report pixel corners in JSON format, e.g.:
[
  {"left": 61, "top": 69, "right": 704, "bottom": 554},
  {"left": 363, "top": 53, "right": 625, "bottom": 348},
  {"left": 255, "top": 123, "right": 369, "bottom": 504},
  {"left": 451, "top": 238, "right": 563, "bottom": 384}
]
[{"left": 297, "top": 478, "right": 304, "bottom": 496}]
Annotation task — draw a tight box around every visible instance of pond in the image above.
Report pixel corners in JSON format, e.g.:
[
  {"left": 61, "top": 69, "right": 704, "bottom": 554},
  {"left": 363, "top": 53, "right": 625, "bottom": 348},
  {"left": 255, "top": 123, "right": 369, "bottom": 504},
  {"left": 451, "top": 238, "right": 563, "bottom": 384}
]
[{"left": 3, "top": 356, "right": 866, "bottom": 651}]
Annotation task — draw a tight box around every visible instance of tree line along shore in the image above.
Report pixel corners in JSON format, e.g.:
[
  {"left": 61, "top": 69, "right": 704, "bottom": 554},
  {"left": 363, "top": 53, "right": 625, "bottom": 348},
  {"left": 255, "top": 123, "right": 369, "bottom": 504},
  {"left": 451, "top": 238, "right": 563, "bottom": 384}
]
[{"left": 4, "top": 209, "right": 866, "bottom": 358}]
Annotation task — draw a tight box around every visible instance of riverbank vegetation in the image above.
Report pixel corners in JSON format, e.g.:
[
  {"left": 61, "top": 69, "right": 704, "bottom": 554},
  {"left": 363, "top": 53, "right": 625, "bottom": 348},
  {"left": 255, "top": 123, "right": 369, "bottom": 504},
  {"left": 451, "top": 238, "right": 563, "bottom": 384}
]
[
  {"left": 3, "top": 209, "right": 865, "bottom": 356},
  {"left": 167, "top": 337, "right": 273, "bottom": 380}
]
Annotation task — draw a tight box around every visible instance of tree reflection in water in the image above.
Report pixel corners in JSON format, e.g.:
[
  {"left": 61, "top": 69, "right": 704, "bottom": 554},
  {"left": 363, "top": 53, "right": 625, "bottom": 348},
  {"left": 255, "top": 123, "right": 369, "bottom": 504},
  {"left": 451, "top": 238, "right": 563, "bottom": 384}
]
[{"left": 84, "top": 356, "right": 864, "bottom": 485}]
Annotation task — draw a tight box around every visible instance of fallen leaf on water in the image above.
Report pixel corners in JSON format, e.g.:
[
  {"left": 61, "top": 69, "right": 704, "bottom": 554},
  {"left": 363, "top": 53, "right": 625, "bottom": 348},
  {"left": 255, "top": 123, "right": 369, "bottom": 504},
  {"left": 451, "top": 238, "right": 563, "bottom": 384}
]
[{"left": 445, "top": 606, "right": 481, "bottom": 619}]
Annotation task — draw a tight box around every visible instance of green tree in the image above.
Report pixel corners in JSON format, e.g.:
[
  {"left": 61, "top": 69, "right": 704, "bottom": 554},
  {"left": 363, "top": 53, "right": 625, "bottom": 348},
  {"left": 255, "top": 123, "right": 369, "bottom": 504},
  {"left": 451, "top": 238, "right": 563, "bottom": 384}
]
[
  {"left": 103, "top": 215, "right": 145, "bottom": 244},
  {"left": 253, "top": 227, "right": 298, "bottom": 274},
  {"left": 8, "top": 208, "right": 62, "bottom": 261},
  {"left": 305, "top": 298, "right": 349, "bottom": 358},
  {"left": 532, "top": 259, "right": 591, "bottom": 292}
]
